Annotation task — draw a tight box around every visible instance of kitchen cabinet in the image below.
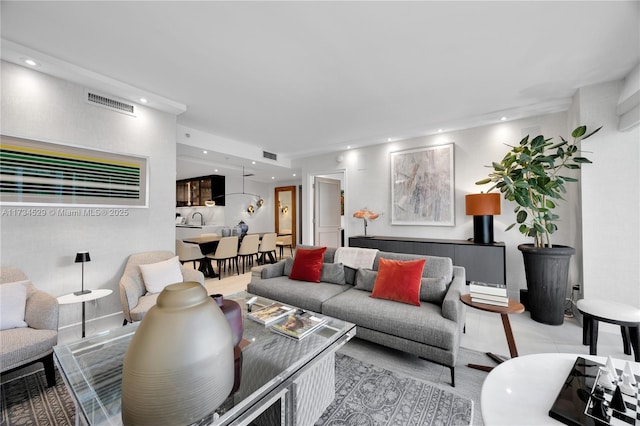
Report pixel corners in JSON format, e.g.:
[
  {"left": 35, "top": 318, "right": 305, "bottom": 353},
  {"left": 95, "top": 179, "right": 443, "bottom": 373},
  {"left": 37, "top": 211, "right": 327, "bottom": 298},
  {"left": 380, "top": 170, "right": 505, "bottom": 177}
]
[{"left": 176, "top": 175, "right": 225, "bottom": 206}]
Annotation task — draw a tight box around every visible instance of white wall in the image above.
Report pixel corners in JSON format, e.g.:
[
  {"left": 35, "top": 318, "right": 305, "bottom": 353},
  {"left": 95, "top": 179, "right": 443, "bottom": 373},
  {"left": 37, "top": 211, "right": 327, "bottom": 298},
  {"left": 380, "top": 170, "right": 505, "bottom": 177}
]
[
  {"left": 579, "top": 81, "right": 640, "bottom": 306},
  {"left": 297, "top": 112, "right": 577, "bottom": 298},
  {"left": 0, "top": 61, "right": 178, "bottom": 328}
]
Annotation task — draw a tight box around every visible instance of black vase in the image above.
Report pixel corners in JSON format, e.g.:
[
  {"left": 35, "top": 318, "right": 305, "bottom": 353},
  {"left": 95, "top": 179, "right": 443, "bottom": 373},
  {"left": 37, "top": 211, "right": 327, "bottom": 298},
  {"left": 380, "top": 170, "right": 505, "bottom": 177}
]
[{"left": 518, "top": 244, "right": 575, "bottom": 325}]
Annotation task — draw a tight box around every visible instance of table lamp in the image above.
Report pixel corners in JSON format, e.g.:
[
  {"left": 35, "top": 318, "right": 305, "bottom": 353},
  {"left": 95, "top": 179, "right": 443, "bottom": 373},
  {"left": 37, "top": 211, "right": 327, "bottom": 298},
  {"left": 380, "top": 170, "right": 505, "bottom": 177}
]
[
  {"left": 74, "top": 251, "right": 92, "bottom": 295},
  {"left": 465, "top": 193, "right": 501, "bottom": 244}
]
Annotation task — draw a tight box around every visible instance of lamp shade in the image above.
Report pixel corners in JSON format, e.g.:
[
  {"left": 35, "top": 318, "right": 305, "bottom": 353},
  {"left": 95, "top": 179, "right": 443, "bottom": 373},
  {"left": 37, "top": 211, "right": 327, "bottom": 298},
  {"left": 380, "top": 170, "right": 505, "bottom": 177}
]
[
  {"left": 75, "top": 251, "right": 91, "bottom": 263},
  {"left": 465, "top": 193, "right": 501, "bottom": 216}
]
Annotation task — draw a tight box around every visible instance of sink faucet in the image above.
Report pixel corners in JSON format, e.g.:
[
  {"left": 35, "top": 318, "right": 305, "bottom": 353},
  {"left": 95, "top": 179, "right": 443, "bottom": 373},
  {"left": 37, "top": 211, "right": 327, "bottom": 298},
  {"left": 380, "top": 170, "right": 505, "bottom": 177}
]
[{"left": 192, "top": 212, "right": 204, "bottom": 226}]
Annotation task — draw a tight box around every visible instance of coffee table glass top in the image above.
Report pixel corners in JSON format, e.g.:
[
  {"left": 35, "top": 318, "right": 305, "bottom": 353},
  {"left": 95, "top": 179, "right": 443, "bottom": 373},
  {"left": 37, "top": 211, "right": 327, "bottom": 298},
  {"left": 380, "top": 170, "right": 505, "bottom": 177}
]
[{"left": 53, "top": 293, "right": 356, "bottom": 425}]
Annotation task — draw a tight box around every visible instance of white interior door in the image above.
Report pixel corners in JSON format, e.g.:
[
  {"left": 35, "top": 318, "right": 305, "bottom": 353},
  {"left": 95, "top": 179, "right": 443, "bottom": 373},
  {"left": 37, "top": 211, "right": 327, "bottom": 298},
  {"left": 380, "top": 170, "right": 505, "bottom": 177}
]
[{"left": 314, "top": 177, "right": 341, "bottom": 247}]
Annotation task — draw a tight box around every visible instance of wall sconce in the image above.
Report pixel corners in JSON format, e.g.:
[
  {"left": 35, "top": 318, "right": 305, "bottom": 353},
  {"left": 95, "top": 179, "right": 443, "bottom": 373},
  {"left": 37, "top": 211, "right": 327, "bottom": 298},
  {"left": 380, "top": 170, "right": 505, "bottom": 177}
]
[
  {"left": 465, "top": 193, "right": 501, "bottom": 244},
  {"left": 256, "top": 198, "right": 264, "bottom": 208},
  {"left": 281, "top": 205, "right": 289, "bottom": 214},
  {"left": 247, "top": 205, "right": 255, "bottom": 214}
]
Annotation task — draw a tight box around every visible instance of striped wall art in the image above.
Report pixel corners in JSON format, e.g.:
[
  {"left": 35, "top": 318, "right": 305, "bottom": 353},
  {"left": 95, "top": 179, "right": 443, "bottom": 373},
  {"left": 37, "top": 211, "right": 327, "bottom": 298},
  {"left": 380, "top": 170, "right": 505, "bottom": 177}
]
[{"left": 0, "top": 135, "right": 148, "bottom": 207}]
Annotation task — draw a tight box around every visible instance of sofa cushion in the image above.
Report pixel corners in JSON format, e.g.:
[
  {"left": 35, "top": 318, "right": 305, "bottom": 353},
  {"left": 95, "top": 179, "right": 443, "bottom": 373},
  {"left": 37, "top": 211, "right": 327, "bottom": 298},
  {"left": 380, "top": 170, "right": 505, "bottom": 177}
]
[
  {"left": 296, "top": 245, "right": 336, "bottom": 263},
  {"left": 320, "top": 263, "right": 346, "bottom": 285},
  {"left": 354, "top": 268, "right": 377, "bottom": 292},
  {"left": 322, "top": 288, "right": 458, "bottom": 351},
  {"left": 247, "top": 276, "right": 351, "bottom": 312},
  {"left": 139, "top": 256, "right": 183, "bottom": 294},
  {"left": 374, "top": 252, "right": 453, "bottom": 282},
  {"left": 370, "top": 258, "right": 425, "bottom": 306},
  {"left": 355, "top": 269, "right": 448, "bottom": 305},
  {"left": 0, "top": 327, "right": 58, "bottom": 371},
  {"left": 344, "top": 266, "right": 357, "bottom": 286},
  {"left": 289, "top": 247, "right": 327, "bottom": 282},
  {"left": 285, "top": 257, "right": 345, "bottom": 285},
  {"left": 0, "top": 280, "right": 29, "bottom": 330},
  {"left": 420, "top": 277, "right": 448, "bottom": 304}
]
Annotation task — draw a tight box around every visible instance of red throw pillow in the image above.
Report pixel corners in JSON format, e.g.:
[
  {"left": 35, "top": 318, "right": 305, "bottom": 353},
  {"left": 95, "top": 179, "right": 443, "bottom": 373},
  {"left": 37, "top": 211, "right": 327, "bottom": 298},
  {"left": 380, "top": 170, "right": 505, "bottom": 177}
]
[
  {"left": 370, "top": 258, "right": 426, "bottom": 306},
  {"left": 289, "top": 247, "right": 327, "bottom": 283}
]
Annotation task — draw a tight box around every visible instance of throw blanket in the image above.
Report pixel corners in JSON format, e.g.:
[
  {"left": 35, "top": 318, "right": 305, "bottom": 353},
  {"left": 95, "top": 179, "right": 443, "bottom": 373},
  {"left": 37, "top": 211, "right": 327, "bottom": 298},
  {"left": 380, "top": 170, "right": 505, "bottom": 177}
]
[{"left": 334, "top": 247, "right": 378, "bottom": 269}]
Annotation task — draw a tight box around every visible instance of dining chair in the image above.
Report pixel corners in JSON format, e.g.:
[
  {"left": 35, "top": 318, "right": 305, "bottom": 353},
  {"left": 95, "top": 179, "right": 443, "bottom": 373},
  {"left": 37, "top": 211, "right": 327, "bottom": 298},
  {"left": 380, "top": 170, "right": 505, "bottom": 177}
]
[
  {"left": 175, "top": 239, "right": 205, "bottom": 268},
  {"left": 258, "top": 233, "right": 278, "bottom": 264},
  {"left": 206, "top": 236, "right": 239, "bottom": 280},
  {"left": 237, "top": 234, "right": 260, "bottom": 273},
  {"left": 275, "top": 234, "right": 293, "bottom": 259}
]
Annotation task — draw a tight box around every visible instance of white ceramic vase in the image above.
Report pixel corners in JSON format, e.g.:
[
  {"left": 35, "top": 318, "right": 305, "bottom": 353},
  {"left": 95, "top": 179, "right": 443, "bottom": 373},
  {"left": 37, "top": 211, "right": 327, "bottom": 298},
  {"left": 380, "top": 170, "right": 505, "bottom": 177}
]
[{"left": 121, "top": 281, "right": 234, "bottom": 425}]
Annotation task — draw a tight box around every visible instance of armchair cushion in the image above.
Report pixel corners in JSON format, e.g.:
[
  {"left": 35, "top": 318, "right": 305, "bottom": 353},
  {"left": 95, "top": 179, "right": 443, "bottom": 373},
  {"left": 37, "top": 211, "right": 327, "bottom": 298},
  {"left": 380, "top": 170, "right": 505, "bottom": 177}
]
[
  {"left": 139, "top": 255, "right": 183, "bottom": 294},
  {"left": 0, "top": 280, "right": 29, "bottom": 330}
]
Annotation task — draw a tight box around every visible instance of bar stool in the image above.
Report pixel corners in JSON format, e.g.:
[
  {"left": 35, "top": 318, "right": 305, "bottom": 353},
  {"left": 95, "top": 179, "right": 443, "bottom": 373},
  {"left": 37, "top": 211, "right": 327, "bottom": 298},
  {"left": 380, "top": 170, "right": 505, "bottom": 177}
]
[{"left": 576, "top": 299, "right": 640, "bottom": 361}]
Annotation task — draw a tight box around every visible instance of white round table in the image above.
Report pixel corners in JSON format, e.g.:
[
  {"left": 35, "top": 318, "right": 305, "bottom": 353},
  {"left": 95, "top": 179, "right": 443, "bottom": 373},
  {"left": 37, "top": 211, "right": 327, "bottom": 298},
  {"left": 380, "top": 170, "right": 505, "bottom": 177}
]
[
  {"left": 58, "top": 289, "right": 112, "bottom": 338},
  {"left": 481, "top": 353, "right": 640, "bottom": 425}
]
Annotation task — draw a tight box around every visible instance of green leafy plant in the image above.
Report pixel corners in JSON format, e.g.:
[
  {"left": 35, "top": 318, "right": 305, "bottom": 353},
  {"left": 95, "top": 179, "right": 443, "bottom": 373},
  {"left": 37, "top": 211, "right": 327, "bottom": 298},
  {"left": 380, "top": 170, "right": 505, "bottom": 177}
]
[{"left": 476, "top": 125, "right": 602, "bottom": 248}]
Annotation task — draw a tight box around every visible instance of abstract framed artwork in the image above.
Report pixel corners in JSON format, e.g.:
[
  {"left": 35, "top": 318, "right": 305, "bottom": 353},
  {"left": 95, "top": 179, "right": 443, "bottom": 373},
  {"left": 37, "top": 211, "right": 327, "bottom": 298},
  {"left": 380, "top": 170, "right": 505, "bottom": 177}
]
[
  {"left": 0, "top": 135, "right": 148, "bottom": 207},
  {"left": 390, "top": 143, "right": 455, "bottom": 226}
]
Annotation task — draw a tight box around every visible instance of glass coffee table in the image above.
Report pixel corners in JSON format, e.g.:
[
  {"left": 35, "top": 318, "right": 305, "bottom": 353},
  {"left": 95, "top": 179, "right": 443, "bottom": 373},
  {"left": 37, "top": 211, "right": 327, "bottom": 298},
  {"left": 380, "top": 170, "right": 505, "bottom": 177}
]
[{"left": 53, "top": 293, "right": 356, "bottom": 425}]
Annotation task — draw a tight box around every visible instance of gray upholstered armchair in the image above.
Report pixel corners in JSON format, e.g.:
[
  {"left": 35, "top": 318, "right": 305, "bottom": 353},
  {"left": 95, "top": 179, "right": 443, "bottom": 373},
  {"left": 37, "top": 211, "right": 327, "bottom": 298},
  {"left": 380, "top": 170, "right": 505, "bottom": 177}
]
[
  {"left": 0, "top": 267, "right": 59, "bottom": 387},
  {"left": 119, "top": 251, "right": 205, "bottom": 324}
]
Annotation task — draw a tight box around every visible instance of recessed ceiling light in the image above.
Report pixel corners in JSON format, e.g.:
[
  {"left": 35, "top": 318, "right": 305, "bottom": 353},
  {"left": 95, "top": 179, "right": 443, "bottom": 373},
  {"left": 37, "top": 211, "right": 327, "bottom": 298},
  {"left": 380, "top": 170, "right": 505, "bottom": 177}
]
[
  {"left": 347, "top": 145, "right": 351, "bottom": 149},
  {"left": 437, "top": 129, "right": 443, "bottom": 133},
  {"left": 501, "top": 116, "right": 507, "bottom": 121},
  {"left": 139, "top": 98, "right": 148, "bottom": 103},
  {"left": 271, "top": 176, "right": 275, "bottom": 180},
  {"left": 24, "top": 59, "right": 37, "bottom": 66},
  {"left": 214, "top": 169, "right": 218, "bottom": 172},
  {"left": 387, "top": 138, "right": 392, "bottom": 142},
  {"left": 292, "top": 173, "right": 296, "bottom": 177},
  {"left": 202, "top": 150, "right": 207, "bottom": 154},
  {"left": 252, "top": 161, "right": 256, "bottom": 165}
]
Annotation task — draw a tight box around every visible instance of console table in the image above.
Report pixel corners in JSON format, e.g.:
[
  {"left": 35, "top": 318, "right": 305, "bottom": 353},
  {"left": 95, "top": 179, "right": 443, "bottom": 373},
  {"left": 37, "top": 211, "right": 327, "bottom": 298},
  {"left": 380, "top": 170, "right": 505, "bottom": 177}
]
[{"left": 349, "top": 236, "right": 506, "bottom": 284}]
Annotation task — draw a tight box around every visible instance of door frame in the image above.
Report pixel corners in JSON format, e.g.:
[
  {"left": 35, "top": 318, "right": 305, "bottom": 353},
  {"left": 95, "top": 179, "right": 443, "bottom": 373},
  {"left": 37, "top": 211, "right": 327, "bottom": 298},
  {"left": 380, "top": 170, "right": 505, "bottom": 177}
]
[
  {"left": 274, "top": 185, "right": 297, "bottom": 248},
  {"left": 307, "top": 170, "right": 346, "bottom": 246}
]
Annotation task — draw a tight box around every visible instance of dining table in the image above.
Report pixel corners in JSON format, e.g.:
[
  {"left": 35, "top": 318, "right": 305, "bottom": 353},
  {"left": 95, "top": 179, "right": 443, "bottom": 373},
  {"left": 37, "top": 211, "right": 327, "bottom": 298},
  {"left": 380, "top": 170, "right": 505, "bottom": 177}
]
[{"left": 183, "top": 233, "right": 268, "bottom": 278}]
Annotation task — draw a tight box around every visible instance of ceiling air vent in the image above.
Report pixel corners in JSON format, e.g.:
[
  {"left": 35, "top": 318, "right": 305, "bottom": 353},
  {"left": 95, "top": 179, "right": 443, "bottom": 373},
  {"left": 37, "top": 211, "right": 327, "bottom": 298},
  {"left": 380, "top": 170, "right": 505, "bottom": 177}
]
[
  {"left": 86, "top": 90, "right": 135, "bottom": 116},
  {"left": 263, "top": 150, "right": 277, "bottom": 161}
]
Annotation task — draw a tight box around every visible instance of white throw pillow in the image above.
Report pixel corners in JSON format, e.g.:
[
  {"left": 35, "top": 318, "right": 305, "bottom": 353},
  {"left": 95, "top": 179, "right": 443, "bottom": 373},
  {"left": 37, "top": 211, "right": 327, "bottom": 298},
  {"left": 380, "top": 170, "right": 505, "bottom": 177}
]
[
  {"left": 0, "top": 280, "right": 30, "bottom": 330},
  {"left": 139, "top": 256, "right": 184, "bottom": 294}
]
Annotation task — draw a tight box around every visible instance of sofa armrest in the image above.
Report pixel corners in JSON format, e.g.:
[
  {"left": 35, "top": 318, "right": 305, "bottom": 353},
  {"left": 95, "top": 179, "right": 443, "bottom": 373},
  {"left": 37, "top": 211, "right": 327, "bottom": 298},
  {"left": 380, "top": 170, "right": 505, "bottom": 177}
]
[
  {"left": 252, "top": 260, "right": 286, "bottom": 281},
  {"left": 25, "top": 287, "right": 59, "bottom": 331},
  {"left": 441, "top": 266, "right": 466, "bottom": 324},
  {"left": 181, "top": 266, "right": 205, "bottom": 285}
]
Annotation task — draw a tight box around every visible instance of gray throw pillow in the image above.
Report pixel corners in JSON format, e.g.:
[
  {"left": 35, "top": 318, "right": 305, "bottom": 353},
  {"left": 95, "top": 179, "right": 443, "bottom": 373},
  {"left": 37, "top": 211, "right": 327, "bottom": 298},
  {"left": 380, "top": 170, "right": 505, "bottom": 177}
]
[
  {"left": 353, "top": 268, "right": 377, "bottom": 292},
  {"left": 343, "top": 265, "right": 357, "bottom": 286},
  {"left": 284, "top": 257, "right": 294, "bottom": 276},
  {"left": 320, "top": 263, "right": 346, "bottom": 285},
  {"left": 260, "top": 261, "right": 286, "bottom": 279},
  {"left": 420, "top": 276, "right": 448, "bottom": 304}
]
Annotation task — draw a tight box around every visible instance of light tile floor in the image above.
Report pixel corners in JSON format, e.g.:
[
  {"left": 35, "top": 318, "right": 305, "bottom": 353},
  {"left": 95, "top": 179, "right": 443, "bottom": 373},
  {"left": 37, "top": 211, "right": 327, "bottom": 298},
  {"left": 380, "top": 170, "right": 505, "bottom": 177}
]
[{"left": 461, "top": 305, "right": 637, "bottom": 363}]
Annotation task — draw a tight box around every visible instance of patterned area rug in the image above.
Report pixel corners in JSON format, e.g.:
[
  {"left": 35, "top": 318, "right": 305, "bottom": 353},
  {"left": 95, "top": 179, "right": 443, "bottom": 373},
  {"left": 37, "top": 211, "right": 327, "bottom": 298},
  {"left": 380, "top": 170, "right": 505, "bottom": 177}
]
[
  {"left": 1, "top": 353, "right": 472, "bottom": 426},
  {"left": 0, "top": 369, "right": 75, "bottom": 426},
  {"left": 316, "top": 353, "right": 473, "bottom": 426}
]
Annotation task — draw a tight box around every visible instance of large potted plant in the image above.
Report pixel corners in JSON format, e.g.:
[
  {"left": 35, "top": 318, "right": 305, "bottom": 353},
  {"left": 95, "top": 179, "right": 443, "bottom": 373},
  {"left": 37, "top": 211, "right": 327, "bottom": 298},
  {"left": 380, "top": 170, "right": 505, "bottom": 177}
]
[{"left": 476, "top": 125, "right": 601, "bottom": 325}]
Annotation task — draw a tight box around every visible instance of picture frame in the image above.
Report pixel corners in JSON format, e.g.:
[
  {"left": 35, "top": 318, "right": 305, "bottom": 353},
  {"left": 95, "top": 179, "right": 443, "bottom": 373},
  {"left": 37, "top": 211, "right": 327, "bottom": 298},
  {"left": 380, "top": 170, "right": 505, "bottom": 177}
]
[
  {"left": 0, "top": 135, "right": 148, "bottom": 207},
  {"left": 390, "top": 143, "right": 455, "bottom": 226}
]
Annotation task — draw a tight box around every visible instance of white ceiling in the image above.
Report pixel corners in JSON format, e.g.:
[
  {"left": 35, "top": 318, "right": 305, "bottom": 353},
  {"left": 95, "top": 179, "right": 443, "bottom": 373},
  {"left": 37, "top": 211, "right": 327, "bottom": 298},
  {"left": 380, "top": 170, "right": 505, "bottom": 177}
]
[{"left": 1, "top": 1, "right": 639, "bottom": 181}]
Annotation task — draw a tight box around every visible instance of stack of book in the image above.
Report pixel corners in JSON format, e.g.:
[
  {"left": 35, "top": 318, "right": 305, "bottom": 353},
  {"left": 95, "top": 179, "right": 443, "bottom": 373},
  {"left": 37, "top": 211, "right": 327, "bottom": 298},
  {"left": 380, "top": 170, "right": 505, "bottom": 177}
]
[
  {"left": 270, "top": 311, "right": 328, "bottom": 340},
  {"left": 246, "top": 302, "right": 294, "bottom": 326},
  {"left": 469, "top": 281, "right": 508, "bottom": 307}
]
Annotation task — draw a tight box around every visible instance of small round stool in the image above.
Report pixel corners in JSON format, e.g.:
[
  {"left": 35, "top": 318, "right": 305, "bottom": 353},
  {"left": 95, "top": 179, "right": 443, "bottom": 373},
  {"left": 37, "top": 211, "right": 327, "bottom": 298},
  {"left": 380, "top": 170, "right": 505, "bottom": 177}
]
[{"left": 576, "top": 299, "right": 640, "bottom": 361}]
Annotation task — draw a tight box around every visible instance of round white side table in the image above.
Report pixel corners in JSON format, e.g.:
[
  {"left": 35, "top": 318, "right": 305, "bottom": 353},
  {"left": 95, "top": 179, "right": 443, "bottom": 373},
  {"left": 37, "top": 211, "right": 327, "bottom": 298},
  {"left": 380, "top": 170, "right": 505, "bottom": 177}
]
[{"left": 58, "top": 289, "right": 112, "bottom": 338}]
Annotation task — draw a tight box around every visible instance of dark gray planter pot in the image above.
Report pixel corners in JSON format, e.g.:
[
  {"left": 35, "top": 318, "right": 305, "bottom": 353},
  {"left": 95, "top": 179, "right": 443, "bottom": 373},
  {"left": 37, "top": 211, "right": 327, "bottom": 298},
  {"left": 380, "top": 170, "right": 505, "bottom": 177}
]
[{"left": 518, "top": 244, "right": 575, "bottom": 326}]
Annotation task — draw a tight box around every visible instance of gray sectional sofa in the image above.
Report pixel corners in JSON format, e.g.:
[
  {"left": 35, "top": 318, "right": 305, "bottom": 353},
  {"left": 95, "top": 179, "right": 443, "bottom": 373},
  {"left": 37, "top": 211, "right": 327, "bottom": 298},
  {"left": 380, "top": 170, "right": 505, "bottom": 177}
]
[{"left": 247, "top": 246, "right": 466, "bottom": 386}]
